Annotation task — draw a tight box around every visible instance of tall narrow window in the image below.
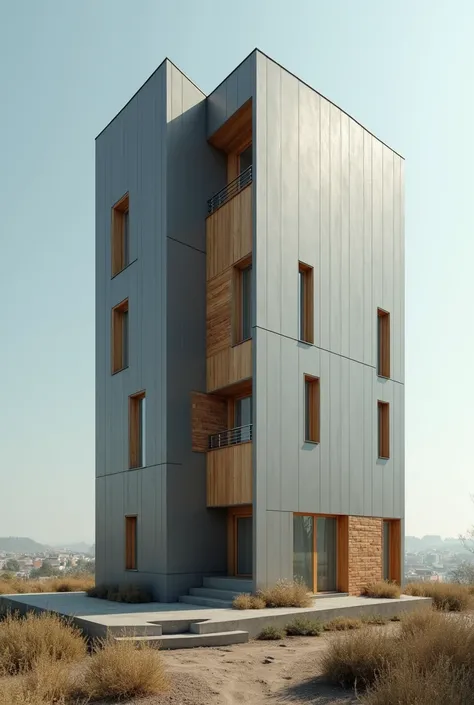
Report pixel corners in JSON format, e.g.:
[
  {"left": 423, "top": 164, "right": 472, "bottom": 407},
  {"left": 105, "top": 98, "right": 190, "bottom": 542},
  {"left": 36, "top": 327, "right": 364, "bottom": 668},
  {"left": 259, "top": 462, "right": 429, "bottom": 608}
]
[
  {"left": 377, "top": 309, "right": 390, "bottom": 377},
  {"left": 112, "top": 299, "right": 129, "bottom": 373},
  {"left": 111, "top": 193, "right": 130, "bottom": 276},
  {"left": 383, "top": 520, "right": 391, "bottom": 580},
  {"left": 234, "top": 395, "right": 252, "bottom": 443},
  {"left": 234, "top": 258, "right": 252, "bottom": 344},
  {"left": 304, "top": 375, "right": 320, "bottom": 443},
  {"left": 298, "top": 262, "right": 314, "bottom": 343},
  {"left": 378, "top": 401, "right": 390, "bottom": 459},
  {"left": 129, "top": 392, "right": 146, "bottom": 468},
  {"left": 125, "top": 515, "right": 137, "bottom": 570}
]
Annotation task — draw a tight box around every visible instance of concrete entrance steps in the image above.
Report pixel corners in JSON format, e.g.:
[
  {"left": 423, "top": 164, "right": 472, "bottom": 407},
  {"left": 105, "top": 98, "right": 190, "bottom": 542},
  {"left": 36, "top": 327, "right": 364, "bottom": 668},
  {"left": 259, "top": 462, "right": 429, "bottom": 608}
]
[
  {"left": 178, "top": 576, "right": 254, "bottom": 609},
  {"left": 116, "top": 630, "right": 249, "bottom": 649}
]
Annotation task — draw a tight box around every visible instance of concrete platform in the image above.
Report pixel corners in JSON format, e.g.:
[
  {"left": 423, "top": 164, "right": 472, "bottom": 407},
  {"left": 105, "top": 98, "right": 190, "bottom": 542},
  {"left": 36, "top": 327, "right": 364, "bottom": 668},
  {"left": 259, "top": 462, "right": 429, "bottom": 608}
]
[{"left": 0, "top": 591, "right": 431, "bottom": 647}]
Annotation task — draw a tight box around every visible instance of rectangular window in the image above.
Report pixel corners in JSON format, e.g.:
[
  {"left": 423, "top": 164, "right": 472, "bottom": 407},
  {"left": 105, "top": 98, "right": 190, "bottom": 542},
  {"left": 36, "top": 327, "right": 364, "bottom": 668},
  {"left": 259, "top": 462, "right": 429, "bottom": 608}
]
[
  {"left": 111, "top": 299, "right": 129, "bottom": 373},
  {"left": 383, "top": 521, "right": 391, "bottom": 580},
  {"left": 233, "top": 258, "right": 252, "bottom": 344},
  {"left": 377, "top": 309, "right": 390, "bottom": 377},
  {"left": 293, "top": 515, "right": 338, "bottom": 592},
  {"left": 125, "top": 515, "right": 137, "bottom": 570},
  {"left": 111, "top": 193, "right": 130, "bottom": 276},
  {"left": 234, "top": 395, "right": 252, "bottom": 443},
  {"left": 304, "top": 375, "right": 320, "bottom": 443},
  {"left": 378, "top": 401, "right": 390, "bottom": 459},
  {"left": 129, "top": 392, "right": 146, "bottom": 469},
  {"left": 298, "top": 262, "right": 314, "bottom": 343}
]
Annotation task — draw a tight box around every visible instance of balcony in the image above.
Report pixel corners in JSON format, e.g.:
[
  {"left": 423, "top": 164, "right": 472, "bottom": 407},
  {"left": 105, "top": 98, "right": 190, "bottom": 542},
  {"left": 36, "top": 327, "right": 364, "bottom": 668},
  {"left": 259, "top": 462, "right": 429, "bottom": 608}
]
[
  {"left": 207, "top": 424, "right": 252, "bottom": 507},
  {"left": 207, "top": 166, "right": 252, "bottom": 215},
  {"left": 208, "top": 423, "right": 252, "bottom": 449}
]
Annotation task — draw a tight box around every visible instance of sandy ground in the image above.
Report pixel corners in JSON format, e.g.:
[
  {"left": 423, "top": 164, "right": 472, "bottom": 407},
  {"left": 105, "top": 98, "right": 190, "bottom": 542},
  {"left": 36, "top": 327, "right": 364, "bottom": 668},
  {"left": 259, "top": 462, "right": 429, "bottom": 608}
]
[{"left": 128, "top": 634, "right": 357, "bottom": 705}]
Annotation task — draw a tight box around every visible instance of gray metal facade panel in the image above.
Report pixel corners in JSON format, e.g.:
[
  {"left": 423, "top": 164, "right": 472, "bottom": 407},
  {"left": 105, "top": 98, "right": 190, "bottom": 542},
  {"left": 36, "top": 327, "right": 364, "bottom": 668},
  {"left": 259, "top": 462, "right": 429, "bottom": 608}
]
[
  {"left": 206, "top": 53, "right": 256, "bottom": 138},
  {"left": 253, "top": 53, "right": 405, "bottom": 588}
]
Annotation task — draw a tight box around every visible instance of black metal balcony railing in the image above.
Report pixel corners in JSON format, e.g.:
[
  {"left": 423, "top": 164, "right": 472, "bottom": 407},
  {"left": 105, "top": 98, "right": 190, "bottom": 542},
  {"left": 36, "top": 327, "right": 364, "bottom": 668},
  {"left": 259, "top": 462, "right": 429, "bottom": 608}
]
[
  {"left": 208, "top": 423, "right": 253, "bottom": 450},
  {"left": 207, "top": 165, "right": 252, "bottom": 215}
]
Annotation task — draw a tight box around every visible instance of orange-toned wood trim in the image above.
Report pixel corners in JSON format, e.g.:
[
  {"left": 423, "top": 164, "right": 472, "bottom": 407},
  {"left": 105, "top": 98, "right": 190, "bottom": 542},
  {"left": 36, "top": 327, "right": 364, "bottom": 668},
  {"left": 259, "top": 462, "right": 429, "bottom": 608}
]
[
  {"left": 227, "top": 506, "right": 252, "bottom": 577},
  {"left": 304, "top": 375, "right": 320, "bottom": 443},
  {"left": 111, "top": 193, "right": 129, "bottom": 277},
  {"left": 378, "top": 401, "right": 390, "bottom": 459},
  {"left": 337, "top": 516, "right": 349, "bottom": 592},
  {"left": 111, "top": 298, "right": 128, "bottom": 374},
  {"left": 389, "top": 519, "right": 401, "bottom": 584},
  {"left": 191, "top": 392, "right": 227, "bottom": 453},
  {"left": 129, "top": 391, "right": 145, "bottom": 469},
  {"left": 208, "top": 99, "right": 252, "bottom": 152},
  {"left": 125, "top": 515, "right": 137, "bottom": 570},
  {"left": 377, "top": 309, "right": 390, "bottom": 378},
  {"left": 207, "top": 443, "right": 252, "bottom": 507},
  {"left": 299, "top": 262, "right": 314, "bottom": 344},
  {"left": 206, "top": 186, "right": 252, "bottom": 278}
]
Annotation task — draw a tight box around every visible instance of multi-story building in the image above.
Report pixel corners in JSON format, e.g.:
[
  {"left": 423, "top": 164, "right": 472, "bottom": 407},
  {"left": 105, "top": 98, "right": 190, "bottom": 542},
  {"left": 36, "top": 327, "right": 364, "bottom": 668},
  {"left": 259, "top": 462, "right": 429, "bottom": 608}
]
[{"left": 95, "top": 50, "right": 404, "bottom": 603}]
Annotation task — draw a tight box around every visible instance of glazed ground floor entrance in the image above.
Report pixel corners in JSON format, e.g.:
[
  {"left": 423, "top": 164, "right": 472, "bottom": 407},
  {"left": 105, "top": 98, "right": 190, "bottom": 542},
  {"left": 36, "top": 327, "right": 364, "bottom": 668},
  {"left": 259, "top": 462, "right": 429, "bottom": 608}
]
[{"left": 227, "top": 509, "right": 402, "bottom": 594}]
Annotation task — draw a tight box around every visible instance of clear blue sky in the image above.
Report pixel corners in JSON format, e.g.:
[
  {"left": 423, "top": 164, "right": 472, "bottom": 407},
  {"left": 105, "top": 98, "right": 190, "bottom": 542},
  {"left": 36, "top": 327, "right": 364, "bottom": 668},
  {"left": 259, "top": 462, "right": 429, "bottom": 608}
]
[{"left": 1, "top": 0, "right": 473, "bottom": 544}]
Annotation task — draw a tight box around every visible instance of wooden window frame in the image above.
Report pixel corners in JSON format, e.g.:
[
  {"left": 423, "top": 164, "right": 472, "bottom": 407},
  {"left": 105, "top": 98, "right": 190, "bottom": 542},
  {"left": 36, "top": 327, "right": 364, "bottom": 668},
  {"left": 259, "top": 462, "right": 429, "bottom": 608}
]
[
  {"left": 294, "top": 513, "right": 346, "bottom": 593},
  {"left": 298, "top": 262, "right": 314, "bottom": 344},
  {"left": 111, "top": 193, "right": 129, "bottom": 277},
  {"left": 233, "top": 255, "right": 252, "bottom": 345},
  {"left": 227, "top": 506, "right": 252, "bottom": 577},
  {"left": 129, "top": 391, "right": 146, "bottom": 469},
  {"left": 382, "top": 519, "right": 401, "bottom": 584},
  {"left": 378, "top": 401, "right": 390, "bottom": 459},
  {"left": 377, "top": 308, "right": 390, "bottom": 378},
  {"left": 125, "top": 515, "right": 137, "bottom": 570},
  {"left": 304, "top": 375, "right": 320, "bottom": 443},
  {"left": 111, "top": 299, "right": 129, "bottom": 374}
]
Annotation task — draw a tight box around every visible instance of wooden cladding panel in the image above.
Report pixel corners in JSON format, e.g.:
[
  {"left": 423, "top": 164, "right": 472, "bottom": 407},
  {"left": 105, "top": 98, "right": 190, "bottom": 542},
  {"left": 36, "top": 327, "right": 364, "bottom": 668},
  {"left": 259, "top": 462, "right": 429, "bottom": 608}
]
[
  {"left": 207, "top": 442, "right": 252, "bottom": 507},
  {"left": 125, "top": 515, "right": 137, "bottom": 570},
  {"left": 208, "top": 99, "right": 252, "bottom": 153},
  {"left": 377, "top": 309, "right": 390, "bottom": 378},
  {"left": 207, "top": 269, "right": 232, "bottom": 357},
  {"left": 378, "top": 401, "right": 390, "bottom": 459},
  {"left": 206, "top": 185, "right": 252, "bottom": 280},
  {"left": 191, "top": 392, "right": 227, "bottom": 453},
  {"left": 389, "top": 519, "right": 402, "bottom": 584},
  {"left": 207, "top": 340, "right": 252, "bottom": 392},
  {"left": 337, "top": 516, "right": 349, "bottom": 593}
]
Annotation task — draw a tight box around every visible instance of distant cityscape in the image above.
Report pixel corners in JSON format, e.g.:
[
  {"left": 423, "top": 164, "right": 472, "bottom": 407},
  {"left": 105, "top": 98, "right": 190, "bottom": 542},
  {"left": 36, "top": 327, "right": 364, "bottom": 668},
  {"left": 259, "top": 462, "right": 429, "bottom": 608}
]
[
  {"left": 1, "top": 534, "right": 472, "bottom": 584},
  {"left": 404, "top": 534, "right": 473, "bottom": 583},
  {"left": 0, "top": 537, "right": 95, "bottom": 579}
]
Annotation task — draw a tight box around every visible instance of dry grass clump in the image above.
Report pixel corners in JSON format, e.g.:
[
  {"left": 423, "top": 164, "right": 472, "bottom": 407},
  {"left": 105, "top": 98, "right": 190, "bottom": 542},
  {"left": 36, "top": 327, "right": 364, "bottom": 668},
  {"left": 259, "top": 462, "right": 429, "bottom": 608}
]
[
  {"left": 361, "top": 614, "right": 388, "bottom": 625},
  {"left": 257, "top": 625, "right": 286, "bottom": 640},
  {"left": 0, "top": 575, "right": 94, "bottom": 596},
  {"left": 86, "top": 583, "right": 153, "bottom": 603},
  {"left": 285, "top": 617, "right": 322, "bottom": 636},
  {"left": 81, "top": 637, "right": 167, "bottom": 700},
  {"left": 257, "top": 579, "right": 312, "bottom": 608},
  {"left": 323, "top": 616, "right": 362, "bottom": 631},
  {"left": 232, "top": 593, "right": 266, "bottom": 610},
  {"left": 0, "top": 611, "right": 86, "bottom": 676},
  {"left": 323, "top": 608, "right": 474, "bottom": 702},
  {"left": 361, "top": 581, "right": 401, "bottom": 599},
  {"left": 403, "top": 581, "right": 472, "bottom": 611}
]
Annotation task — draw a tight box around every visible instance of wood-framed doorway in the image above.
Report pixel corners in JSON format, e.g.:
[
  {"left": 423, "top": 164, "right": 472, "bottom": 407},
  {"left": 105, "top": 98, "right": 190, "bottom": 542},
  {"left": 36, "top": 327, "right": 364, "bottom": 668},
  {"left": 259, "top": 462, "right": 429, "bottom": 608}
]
[
  {"left": 227, "top": 505, "right": 252, "bottom": 577},
  {"left": 293, "top": 513, "right": 348, "bottom": 594}
]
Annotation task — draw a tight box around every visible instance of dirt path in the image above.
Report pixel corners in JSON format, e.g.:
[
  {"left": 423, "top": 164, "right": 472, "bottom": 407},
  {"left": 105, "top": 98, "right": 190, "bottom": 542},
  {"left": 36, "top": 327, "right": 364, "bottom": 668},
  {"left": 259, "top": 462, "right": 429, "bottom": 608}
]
[{"left": 145, "top": 635, "right": 356, "bottom": 705}]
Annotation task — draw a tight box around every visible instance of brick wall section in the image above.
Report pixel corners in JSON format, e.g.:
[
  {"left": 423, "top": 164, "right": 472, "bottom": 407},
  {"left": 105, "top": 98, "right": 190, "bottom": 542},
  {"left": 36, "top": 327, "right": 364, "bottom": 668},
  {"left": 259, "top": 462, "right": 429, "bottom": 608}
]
[
  {"left": 348, "top": 516, "right": 383, "bottom": 595},
  {"left": 191, "top": 392, "right": 227, "bottom": 452}
]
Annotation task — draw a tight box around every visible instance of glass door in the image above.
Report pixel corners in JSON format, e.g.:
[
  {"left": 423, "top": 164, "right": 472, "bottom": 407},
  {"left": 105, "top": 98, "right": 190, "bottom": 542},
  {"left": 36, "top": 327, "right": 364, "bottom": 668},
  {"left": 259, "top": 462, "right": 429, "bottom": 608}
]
[{"left": 293, "top": 515, "right": 338, "bottom": 593}]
